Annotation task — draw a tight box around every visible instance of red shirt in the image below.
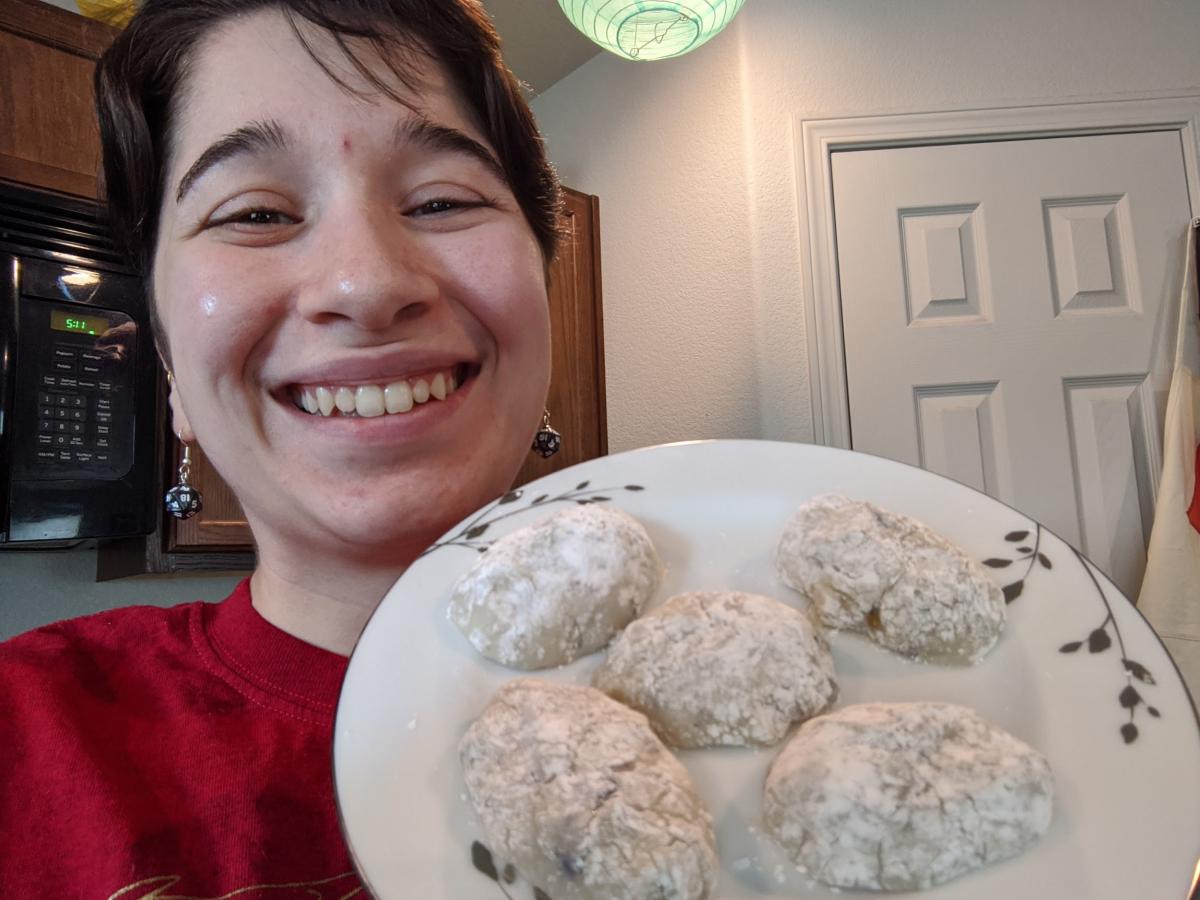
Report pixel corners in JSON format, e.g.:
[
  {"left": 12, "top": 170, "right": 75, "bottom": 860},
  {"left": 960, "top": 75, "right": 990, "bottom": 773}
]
[{"left": 0, "top": 580, "right": 364, "bottom": 899}]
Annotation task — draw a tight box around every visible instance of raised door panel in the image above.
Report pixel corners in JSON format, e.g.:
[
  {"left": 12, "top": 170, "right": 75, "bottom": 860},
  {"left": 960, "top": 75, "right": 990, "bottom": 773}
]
[{"left": 0, "top": 0, "right": 117, "bottom": 198}]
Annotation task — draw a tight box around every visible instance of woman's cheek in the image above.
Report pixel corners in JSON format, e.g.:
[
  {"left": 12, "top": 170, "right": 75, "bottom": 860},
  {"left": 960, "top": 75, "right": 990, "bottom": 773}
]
[{"left": 435, "top": 224, "right": 547, "bottom": 320}]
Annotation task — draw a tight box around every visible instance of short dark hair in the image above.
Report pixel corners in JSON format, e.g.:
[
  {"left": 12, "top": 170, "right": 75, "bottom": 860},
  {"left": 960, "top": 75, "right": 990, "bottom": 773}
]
[{"left": 95, "top": 0, "right": 562, "bottom": 282}]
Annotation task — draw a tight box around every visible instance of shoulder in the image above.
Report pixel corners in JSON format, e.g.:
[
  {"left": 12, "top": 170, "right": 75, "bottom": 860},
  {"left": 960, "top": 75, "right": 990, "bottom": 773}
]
[
  {"left": 2, "top": 602, "right": 199, "bottom": 656},
  {"left": 0, "top": 602, "right": 205, "bottom": 695}
]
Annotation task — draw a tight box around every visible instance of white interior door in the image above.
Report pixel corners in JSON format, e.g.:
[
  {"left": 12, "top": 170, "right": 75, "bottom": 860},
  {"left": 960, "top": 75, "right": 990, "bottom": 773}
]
[{"left": 832, "top": 130, "right": 1192, "bottom": 598}]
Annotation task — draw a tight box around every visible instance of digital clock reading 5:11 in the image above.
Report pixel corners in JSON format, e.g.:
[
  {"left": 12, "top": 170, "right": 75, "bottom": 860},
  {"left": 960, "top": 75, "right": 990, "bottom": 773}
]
[{"left": 50, "top": 308, "right": 112, "bottom": 336}]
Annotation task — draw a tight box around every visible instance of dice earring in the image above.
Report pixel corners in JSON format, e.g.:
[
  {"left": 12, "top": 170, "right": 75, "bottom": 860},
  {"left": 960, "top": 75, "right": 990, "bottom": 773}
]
[
  {"left": 164, "top": 439, "right": 203, "bottom": 519},
  {"left": 531, "top": 409, "right": 562, "bottom": 458}
]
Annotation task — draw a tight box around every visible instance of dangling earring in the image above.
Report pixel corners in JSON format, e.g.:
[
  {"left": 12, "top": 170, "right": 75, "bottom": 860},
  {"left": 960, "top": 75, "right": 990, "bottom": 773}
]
[
  {"left": 531, "top": 409, "right": 562, "bottom": 458},
  {"left": 164, "top": 438, "right": 203, "bottom": 519}
]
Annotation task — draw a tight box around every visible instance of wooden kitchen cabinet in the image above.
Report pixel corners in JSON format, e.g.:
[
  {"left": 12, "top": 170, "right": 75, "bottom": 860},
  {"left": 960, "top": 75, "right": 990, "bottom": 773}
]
[
  {"left": 0, "top": 0, "right": 116, "bottom": 200},
  {"left": 102, "top": 186, "right": 608, "bottom": 575},
  {"left": 513, "top": 186, "right": 608, "bottom": 487}
]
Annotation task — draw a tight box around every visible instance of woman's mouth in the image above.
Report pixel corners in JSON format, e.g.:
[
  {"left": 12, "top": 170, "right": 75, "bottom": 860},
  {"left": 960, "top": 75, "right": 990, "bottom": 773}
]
[{"left": 289, "top": 363, "right": 474, "bottom": 418}]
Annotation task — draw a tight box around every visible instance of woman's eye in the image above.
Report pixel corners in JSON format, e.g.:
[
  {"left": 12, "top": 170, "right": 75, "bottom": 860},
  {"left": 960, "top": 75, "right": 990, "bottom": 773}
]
[
  {"left": 241, "top": 209, "right": 289, "bottom": 225},
  {"left": 208, "top": 207, "right": 298, "bottom": 229},
  {"left": 410, "top": 197, "right": 488, "bottom": 217}
]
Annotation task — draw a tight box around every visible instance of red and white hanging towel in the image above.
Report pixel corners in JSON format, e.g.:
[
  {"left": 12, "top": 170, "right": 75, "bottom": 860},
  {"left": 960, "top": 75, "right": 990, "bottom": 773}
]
[{"left": 1139, "top": 219, "right": 1200, "bottom": 635}]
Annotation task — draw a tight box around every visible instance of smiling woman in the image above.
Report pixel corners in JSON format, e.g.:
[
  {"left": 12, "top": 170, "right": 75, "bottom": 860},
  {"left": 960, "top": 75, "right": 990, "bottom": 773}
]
[{"left": 0, "top": 1, "right": 562, "bottom": 896}]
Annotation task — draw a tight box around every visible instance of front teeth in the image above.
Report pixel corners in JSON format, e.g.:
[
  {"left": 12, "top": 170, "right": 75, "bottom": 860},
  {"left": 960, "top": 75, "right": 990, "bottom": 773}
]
[
  {"left": 384, "top": 381, "right": 412, "bottom": 414},
  {"left": 355, "top": 385, "right": 385, "bottom": 418},
  {"left": 295, "top": 368, "right": 462, "bottom": 418}
]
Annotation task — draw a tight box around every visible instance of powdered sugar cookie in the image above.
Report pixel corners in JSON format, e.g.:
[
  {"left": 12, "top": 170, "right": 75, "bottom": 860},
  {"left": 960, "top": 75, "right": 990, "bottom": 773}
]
[
  {"left": 763, "top": 701, "right": 1053, "bottom": 891},
  {"left": 592, "top": 591, "right": 837, "bottom": 748},
  {"left": 777, "top": 494, "right": 1005, "bottom": 664},
  {"left": 460, "top": 679, "right": 718, "bottom": 900},
  {"left": 448, "top": 505, "right": 661, "bottom": 669}
]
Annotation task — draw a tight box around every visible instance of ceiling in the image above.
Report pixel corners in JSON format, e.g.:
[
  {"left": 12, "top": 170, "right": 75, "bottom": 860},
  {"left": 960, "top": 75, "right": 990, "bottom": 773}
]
[
  {"left": 39, "top": 0, "right": 602, "bottom": 95},
  {"left": 483, "top": 0, "right": 601, "bottom": 95}
]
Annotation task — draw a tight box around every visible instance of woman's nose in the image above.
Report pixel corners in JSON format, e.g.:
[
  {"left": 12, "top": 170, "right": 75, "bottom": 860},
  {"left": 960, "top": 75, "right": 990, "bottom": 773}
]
[{"left": 297, "top": 205, "right": 439, "bottom": 330}]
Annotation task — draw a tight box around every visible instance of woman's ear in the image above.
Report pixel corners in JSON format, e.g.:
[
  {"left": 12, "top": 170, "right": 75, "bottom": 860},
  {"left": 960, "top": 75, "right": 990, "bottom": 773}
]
[{"left": 165, "top": 371, "right": 197, "bottom": 444}]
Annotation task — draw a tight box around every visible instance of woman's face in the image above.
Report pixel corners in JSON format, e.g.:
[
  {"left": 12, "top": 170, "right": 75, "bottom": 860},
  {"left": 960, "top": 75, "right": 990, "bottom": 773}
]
[{"left": 153, "top": 10, "right": 551, "bottom": 566}]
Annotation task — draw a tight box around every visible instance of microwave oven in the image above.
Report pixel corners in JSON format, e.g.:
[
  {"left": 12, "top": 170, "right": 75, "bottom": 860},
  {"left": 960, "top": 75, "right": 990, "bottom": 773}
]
[{"left": 0, "top": 181, "right": 157, "bottom": 543}]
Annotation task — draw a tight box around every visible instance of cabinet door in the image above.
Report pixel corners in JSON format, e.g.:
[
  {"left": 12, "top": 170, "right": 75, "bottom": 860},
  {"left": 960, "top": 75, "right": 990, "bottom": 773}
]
[
  {"left": 166, "top": 442, "right": 254, "bottom": 551},
  {"left": 0, "top": 0, "right": 116, "bottom": 198},
  {"left": 165, "top": 186, "right": 605, "bottom": 555},
  {"left": 512, "top": 186, "right": 607, "bottom": 487}
]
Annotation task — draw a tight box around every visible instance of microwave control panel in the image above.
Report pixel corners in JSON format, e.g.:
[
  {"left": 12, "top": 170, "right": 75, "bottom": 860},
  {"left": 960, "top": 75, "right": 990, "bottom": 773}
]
[{"left": 15, "top": 300, "right": 136, "bottom": 482}]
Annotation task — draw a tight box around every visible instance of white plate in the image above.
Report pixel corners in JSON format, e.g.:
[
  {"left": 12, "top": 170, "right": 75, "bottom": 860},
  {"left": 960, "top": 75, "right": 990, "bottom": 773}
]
[{"left": 334, "top": 440, "right": 1200, "bottom": 899}]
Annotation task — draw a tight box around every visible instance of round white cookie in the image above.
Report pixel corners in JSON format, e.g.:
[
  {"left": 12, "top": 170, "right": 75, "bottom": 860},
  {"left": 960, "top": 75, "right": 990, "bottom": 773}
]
[
  {"left": 460, "top": 679, "right": 718, "bottom": 900},
  {"left": 448, "top": 505, "right": 661, "bottom": 669},
  {"left": 777, "top": 494, "right": 1005, "bottom": 664},
  {"left": 764, "top": 702, "right": 1054, "bottom": 892},
  {"left": 592, "top": 591, "right": 838, "bottom": 748}
]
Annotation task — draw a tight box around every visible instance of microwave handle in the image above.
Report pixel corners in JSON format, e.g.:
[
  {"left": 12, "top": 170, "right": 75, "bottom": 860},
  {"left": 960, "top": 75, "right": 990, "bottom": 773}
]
[{"left": 0, "top": 255, "right": 18, "bottom": 541}]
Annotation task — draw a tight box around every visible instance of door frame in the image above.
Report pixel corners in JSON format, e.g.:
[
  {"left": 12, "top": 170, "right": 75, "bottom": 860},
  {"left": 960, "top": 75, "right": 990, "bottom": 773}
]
[{"left": 796, "top": 95, "right": 1200, "bottom": 451}]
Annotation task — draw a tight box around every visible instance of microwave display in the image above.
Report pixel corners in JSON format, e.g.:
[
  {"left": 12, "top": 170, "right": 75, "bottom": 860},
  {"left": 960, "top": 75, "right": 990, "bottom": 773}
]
[{"left": 50, "top": 308, "right": 114, "bottom": 336}]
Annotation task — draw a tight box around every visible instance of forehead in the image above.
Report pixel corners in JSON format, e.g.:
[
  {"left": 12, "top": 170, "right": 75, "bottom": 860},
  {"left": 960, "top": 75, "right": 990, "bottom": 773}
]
[{"left": 173, "top": 9, "right": 478, "bottom": 157}]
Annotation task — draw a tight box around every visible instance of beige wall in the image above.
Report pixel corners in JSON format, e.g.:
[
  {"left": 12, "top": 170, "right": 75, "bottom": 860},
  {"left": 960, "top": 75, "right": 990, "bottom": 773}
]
[{"left": 532, "top": 0, "right": 1200, "bottom": 453}]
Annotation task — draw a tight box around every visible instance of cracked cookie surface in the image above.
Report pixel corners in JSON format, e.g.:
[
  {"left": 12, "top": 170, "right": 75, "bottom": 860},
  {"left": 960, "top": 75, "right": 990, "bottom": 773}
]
[
  {"left": 593, "top": 591, "right": 838, "bottom": 748},
  {"left": 459, "top": 679, "right": 717, "bottom": 900},
  {"left": 448, "top": 505, "right": 661, "bottom": 669},
  {"left": 776, "top": 494, "right": 1005, "bottom": 664},
  {"left": 763, "top": 701, "right": 1054, "bottom": 891}
]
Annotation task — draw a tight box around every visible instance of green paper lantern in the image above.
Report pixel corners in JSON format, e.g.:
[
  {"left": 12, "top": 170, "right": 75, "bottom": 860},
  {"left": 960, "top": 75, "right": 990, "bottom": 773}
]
[{"left": 558, "top": 1, "right": 747, "bottom": 61}]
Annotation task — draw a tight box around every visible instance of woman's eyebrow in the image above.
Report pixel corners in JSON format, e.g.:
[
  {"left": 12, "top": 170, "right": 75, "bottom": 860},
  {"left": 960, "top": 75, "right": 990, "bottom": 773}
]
[
  {"left": 175, "top": 119, "right": 290, "bottom": 203},
  {"left": 396, "top": 115, "right": 506, "bottom": 184}
]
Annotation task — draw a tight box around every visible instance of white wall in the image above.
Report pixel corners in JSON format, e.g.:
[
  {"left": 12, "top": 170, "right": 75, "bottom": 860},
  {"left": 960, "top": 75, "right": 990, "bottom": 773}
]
[{"left": 532, "top": 0, "right": 1200, "bottom": 453}]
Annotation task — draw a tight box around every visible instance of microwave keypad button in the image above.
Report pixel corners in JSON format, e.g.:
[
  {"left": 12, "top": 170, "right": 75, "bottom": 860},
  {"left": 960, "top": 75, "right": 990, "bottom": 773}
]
[
  {"left": 77, "top": 378, "right": 97, "bottom": 390},
  {"left": 54, "top": 421, "right": 69, "bottom": 433},
  {"left": 74, "top": 451, "right": 94, "bottom": 464},
  {"left": 53, "top": 434, "right": 69, "bottom": 446},
  {"left": 95, "top": 437, "right": 111, "bottom": 450},
  {"left": 95, "top": 424, "right": 110, "bottom": 436},
  {"left": 58, "top": 376, "right": 78, "bottom": 388},
  {"left": 98, "top": 380, "right": 113, "bottom": 392},
  {"left": 68, "top": 422, "right": 85, "bottom": 435},
  {"left": 95, "top": 452, "right": 110, "bottom": 463},
  {"left": 53, "top": 360, "right": 77, "bottom": 374},
  {"left": 80, "top": 363, "right": 102, "bottom": 376},
  {"left": 37, "top": 434, "right": 53, "bottom": 446},
  {"left": 38, "top": 419, "right": 55, "bottom": 433},
  {"left": 80, "top": 351, "right": 104, "bottom": 363},
  {"left": 53, "top": 347, "right": 77, "bottom": 361},
  {"left": 69, "top": 409, "right": 87, "bottom": 422},
  {"left": 94, "top": 410, "right": 112, "bottom": 425},
  {"left": 57, "top": 450, "right": 72, "bottom": 463},
  {"left": 96, "top": 398, "right": 112, "bottom": 412},
  {"left": 39, "top": 405, "right": 56, "bottom": 419},
  {"left": 38, "top": 391, "right": 55, "bottom": 406},
  {"left": 67, "top": 395, "right": 85, "bottom": 409},
  {"left": 55, "top": 394, "right": 72, "bottom": 406},
  {"left": 68, "top": 435, "right": 86, "bottom": 448},
  {"left": 35, "top": 449, "right": 57, "bottom": 462},
  {"left": 41, "top": 375, "right": 57, "bottom": 387},
  {"left": 55, "top": 407, "right": 70, "bottom": 419}
]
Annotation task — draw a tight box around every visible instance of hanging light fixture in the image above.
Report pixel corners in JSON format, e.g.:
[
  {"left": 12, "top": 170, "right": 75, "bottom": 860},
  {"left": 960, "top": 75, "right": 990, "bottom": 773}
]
[{"left": 558, "top": 1, "right": 747, "bottom": 62}]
